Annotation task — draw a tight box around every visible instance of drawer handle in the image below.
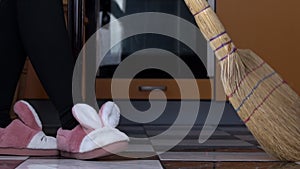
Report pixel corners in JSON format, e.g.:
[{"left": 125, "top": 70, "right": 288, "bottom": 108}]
[{"left": 139, "top": 86, "right": 167, "bottom": 92}]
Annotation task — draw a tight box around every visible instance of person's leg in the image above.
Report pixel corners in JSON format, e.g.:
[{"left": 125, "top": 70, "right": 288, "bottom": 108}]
[
  {"left": 15, "top": 0, "right": 129, "bottom": 159},
  {"left": 16, "top": 0, "right": 78, "bottom": 129},
  {"left": 0, "top": 0, "right": 58, "bottom": 156},
  {"left": 0, "top": 0, "right": 27, "bottom": 128}
]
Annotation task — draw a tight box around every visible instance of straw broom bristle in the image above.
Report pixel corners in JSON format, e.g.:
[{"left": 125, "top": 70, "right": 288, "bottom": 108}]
[
  {"left": 184, "top": 0, "right": 300, "bottom": 161},
  {"left": 222, "top": 49, "right": 300, "bottom": 161}
]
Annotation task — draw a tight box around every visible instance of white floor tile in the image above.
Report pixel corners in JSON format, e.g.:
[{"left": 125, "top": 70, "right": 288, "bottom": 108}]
[
  {"left": 16, "top": 159, "right": 163, "bottom": 169},
  {"left": 158, "top": 152, "right": 279, "bottom": 162},
  {"left": 0, "top": 156, "right": 29, "bottom": 160}
]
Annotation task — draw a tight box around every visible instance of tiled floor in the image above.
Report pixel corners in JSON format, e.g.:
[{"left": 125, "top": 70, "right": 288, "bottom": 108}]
[{"left": 0, "top": 125, "right": 299, "bottom": 169}]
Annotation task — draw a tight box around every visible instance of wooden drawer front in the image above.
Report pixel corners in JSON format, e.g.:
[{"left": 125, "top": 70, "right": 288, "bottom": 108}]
[{"left": 96, "top": 79, "right": 213, "bottom": 100}]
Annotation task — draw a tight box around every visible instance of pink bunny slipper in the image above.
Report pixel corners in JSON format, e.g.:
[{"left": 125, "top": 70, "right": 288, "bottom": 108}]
[
  {"left": 0, "top": 100, "right": 58, "bottom": 156},
  {"left": 56, "top": 102, "right": 129, "bottom": 159}
]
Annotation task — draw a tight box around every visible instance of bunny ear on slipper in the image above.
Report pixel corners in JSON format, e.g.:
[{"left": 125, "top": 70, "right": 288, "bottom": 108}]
[
  {"left": 58, "top": 103, "right": 129, "bottom": 159},
  {"left": 72, "top": 104, "right": 104, "bottom": 130},
  {"left": 0, "top": 100, "right": 59, "bottom": 156},
  {"left": 98, "top": 101, "right": 120, "bottom": 128},
  {"left": 13, "top": 100, "right": 42, "bottom": 130}
]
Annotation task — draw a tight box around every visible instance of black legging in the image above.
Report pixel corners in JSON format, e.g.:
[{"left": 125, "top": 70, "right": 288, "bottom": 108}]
[{"left": 0, "top": 0, "right": 78, "bottom": 129}]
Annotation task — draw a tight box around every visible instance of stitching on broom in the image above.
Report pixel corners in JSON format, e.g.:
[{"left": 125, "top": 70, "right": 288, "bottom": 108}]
[
  {"left": 209, "top": 31, "right": 227, "bottom": 42},
  {"left": 193, "top": 5, "right": 210, "bottom": 16},
  {"left": 219, "top": 47, "right": 237, "bottom": 61},
  {"left": 235, "top": 71, "right": 276, "bottom": 112},
  {"left": 244, "top": 81, "right": 285, "bottom": 123},
  {"left": 228, "top": 61, "right": 266, "bottom": 98},
  {"left": 214, "top": 40, "right": 233, "bottom": 52}
]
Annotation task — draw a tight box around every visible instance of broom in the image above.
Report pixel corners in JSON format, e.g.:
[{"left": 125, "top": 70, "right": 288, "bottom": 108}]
[{"left": 184, "top": 0, "right": 300, "bottom": 161}]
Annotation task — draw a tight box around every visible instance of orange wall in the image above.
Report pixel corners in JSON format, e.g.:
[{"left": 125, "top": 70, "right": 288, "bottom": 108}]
[{"left": 217, "top": 0, "right": 300, "bottom": 95}]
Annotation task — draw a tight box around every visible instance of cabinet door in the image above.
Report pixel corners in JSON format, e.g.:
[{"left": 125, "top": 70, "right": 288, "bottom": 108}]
[{"left": 216, "top": 0, "right": 300, "bottom": 95}]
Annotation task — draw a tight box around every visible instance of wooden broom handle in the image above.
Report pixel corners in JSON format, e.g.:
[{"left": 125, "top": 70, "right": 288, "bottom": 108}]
[{"left": 184, "top": 0, "right": 237, "bottom": 60}]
